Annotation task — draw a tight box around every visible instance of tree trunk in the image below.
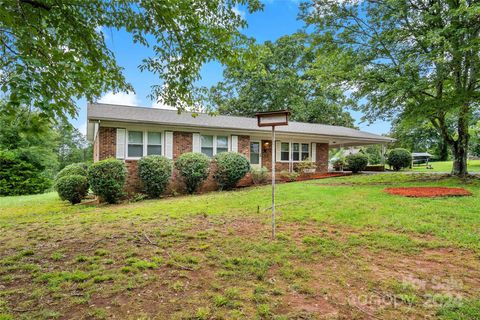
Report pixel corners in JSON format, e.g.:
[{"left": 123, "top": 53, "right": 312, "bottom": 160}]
[
  {"left": 451, "top": 105, "right": 470, "bottom": 176},
  {"left": 438, "top": 141, "right": 448, "bottom": 161},
  {"left": 431, "top": 108, "right": 469, "bottom": 176},
  {"left": 451, "top": 141, "right": 468, "bottom": 176}
]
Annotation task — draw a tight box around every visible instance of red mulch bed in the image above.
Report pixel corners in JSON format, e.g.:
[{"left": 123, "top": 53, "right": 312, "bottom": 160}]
[{"left": 384, "top": 187, "right": 472, "bottom": 198}]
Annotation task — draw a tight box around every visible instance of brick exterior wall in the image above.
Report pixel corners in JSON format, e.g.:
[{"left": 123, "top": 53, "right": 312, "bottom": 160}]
[
  {"left": 315, "top": 143, "right": 329, "bottom": 172},
  {"left": 94, "top": 126, "right": 330, "bottom": 195},
  {"left": 173, "top": 131, "right": 192, "bottom": 160},
  {"left": 125, "top": 160, "right": 141, "bottom": 193},
  {"left": 260, "top": 140, "right": 329, "bottom": 174},
  {"left": 238, "top": 135, "right": 250, "bottom": 158},
  {"left": 260, "top": 140, "right": 290, "bottom": 172},
  {"left": 97, "top": 127, "right": 116, "bottom": 160}
]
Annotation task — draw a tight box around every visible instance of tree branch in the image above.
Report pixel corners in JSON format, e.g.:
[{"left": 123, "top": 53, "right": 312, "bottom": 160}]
[{"left": 19, "top": 0, "right": 51, "bottom": 10}]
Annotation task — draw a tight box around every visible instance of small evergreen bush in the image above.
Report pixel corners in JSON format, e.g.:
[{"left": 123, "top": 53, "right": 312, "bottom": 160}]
[
  {"left": 87, "top": 158, "right": 126, "bottom": 203},
  {"left": 213, "top": 152, "right": 250, "bottom": 190},
  {"left": 138, "top": 155, "right": 173, "bottom": 198},
  {"left": 55, "top": 175, "right": 88, "bottom": 204},
  {"left": 251, "top": 166, "right": 269, "bottom": 185},
  {"left": 345, "top": 153, "right": 369, "bottom": 173},
  {"left": 387, "top": 148, "right": 412, "bottom": 171},
  {"left": 175, "top": 152, "right": 210, "bottom": 194},
  {"left": 55, "top": 163, "right": 88, "bottom": 181}
]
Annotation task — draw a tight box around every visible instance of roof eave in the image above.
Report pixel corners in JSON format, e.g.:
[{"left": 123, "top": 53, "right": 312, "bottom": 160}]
[{"left": 87, "top": 116, "right": 395, "bottom": 144}]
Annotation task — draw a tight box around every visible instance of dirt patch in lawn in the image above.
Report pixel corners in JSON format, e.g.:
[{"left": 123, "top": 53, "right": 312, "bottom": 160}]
[
  {"left": 2, "top": 214, "right": 480, "bottom": 319},
  {"left": 277, "top": 293, "right": 338, "bottom": 317},
  {"left": 384, "top": 187, "right": 472, "bottom": 198}
]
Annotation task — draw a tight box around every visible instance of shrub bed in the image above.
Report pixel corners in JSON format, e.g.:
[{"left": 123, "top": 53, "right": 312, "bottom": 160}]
[
  {"left": 387, "top": 148, "right": 412, "bottom": 171},
  {"left": 345, "top": 153, "right": 369, "bottom": 173},
  {"left": 280, "top": 170, "right": 299, "bottom": 182},
  {"left": 56, "top": 175, "right": 89, "bottom": 204},
  {"left": 138, "top": 155, "right": 173, "bottom": 198},
  {"left": 175, "top": 152, "right": 210, "bottom": 194},
  {"left": 251, "top": 166, "right": 269, "bottom": 185},
  {"left": 55, "top": 163, "right": 88, "bottom": 181},
  {"left": 213, "top": 152, "right": 250, "bottom": 189},
  {"left": 88, "top": 158, "right": 126, "bottom": 203}
]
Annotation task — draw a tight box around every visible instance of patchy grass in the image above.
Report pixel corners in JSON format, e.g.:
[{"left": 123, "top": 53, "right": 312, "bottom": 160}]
[{"left": 0, "top": 173, "right": 479, "bottom": 319}]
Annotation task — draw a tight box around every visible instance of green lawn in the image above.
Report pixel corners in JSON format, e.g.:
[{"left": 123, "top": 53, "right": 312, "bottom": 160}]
[
  {"left": 410, "top": 159, "right": 480, "bottom": 173},
  {"left": 1, "top": 174, "right": 479, "bottom": 319}
]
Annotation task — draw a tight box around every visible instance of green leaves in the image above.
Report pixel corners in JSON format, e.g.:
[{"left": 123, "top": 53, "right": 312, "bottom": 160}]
[
  {"left": 0, "top": 0, "right": 262, "bottom": 120},
  {"left": 207, "top": 33, "right": 355, "bottom": 127},
  {"left": 302, "top": 0, "right": 480, "bottom": 175}
]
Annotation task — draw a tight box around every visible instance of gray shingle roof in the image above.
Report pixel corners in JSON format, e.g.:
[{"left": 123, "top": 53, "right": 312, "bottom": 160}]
[{"left": 87, "top": 103, "right": 394, "bottom": 144}]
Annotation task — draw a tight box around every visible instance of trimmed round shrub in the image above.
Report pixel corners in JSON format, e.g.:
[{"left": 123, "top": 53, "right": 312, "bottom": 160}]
[
  {"left": 175, "top": 152, "right": 210, "bottom": 194},
  {"left": 387, "top": 148, "right": 412, "bottom": 171},
  {"left": 56, "top": 175, "right": 88, "bottom": 204},
  {"left": 55, "top": 163, "right": 89, "bottom": 190},
  {"left": 213, "top": 152, "right": 250, "bottom": 190},
  {"left": 138, "top": 155, "right": 173, "bottom": 198},
  {"left": 87, "top": 158, "right": 127, "bottom": 203},
  {"left": 345, "top": 153, "right": 368, "bottom": 173},
  {"left": 56, "top": 163, "right": 88, "bottom": 181},
  {"left": 0, "top": 150, "right": 51, "bottom": 196}
]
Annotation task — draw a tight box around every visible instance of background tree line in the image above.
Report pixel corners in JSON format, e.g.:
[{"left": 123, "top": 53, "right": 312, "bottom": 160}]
[
  {"left": 0, "top": 103, "right": 92, "bottom": 195},
  {"left": 1, "top": 0, "right": 479, "bottom": 189}
]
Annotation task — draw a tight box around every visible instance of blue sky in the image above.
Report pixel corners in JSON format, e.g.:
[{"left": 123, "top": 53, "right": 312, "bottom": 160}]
[{"left": 73, "top": 0, "right": 391, "bottom": 135}]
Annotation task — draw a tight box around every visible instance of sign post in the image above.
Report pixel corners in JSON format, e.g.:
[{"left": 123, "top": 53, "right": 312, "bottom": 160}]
[{"left": 255, "top": 110, "right": 290, "bottom": 239}]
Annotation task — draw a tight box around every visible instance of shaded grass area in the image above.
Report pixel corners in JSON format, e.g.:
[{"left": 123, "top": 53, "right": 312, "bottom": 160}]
[{"left": 0, "top": 173, "right": 479, "bottom": 319}]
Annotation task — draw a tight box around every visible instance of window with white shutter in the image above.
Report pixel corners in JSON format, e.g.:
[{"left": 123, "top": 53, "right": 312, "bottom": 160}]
[
  {"left": 116, "top": 128, "right": 126, "bottom": 159},
  {"left": 231, "top": 135, "right": 238, "bottom": 153},
  {"left": 164, "top": 131, "right": 173, "bottom": 159}
]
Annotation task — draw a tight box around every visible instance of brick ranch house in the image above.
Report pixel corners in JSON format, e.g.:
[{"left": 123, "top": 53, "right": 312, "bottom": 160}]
[{"left": 87, "top": 103, "right": 394, "bottom": 193}]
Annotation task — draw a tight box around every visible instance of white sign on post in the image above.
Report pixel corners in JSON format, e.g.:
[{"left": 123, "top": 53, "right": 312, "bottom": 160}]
[{"left": 255, "top": 110, "right": 290, "bottom": 239}]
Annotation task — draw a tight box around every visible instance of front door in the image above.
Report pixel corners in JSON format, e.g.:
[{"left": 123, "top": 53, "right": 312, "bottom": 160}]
[{"left": 250, "top": 141, "right": 261, "bottom": 168}]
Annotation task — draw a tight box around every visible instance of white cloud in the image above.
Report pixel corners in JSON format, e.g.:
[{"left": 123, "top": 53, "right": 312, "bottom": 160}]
[
  {"left": 151, "top": 99, "right": 177, "bottom": 110},
  {"left": 98, "top": 91, "right": 140, "bottom": 106}
]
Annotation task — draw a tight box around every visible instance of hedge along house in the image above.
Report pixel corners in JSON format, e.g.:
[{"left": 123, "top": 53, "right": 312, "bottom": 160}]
[{"left": 87, "top": 103, "right": 394, "bottom": 192}]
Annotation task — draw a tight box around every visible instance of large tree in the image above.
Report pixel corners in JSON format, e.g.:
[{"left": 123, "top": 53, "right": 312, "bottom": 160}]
[
  {"left": 206, "top": 33, "right": 355, "bottom": 127},
  {"left": 390, "top": 118, "right": 450, "bottom": 160},
  {"left": 0, "top": 0, "right": 262, "bottom": 121},
  {"left": 302, "top": 0, "right": 480, "bottom": 175},
  {"left": 55, "top": 121, "right": 92, "bottom": 170},
  {"left": 0, "top": 102, "right": 58, "bottom": 177}
]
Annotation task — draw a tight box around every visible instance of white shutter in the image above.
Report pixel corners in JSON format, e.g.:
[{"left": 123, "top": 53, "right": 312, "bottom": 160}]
[
  {"left": 311, "top": 143, "right": 317, "bottom": 162},
  {"left": 231, "top": 135, "right": 238, "bottom": 152},
  {"left": 116, "top": 128, "right": 126, "bottom": 159},
  {"left": 275, "top": 140, "right": 281, "bottom": 163},
  {"left": 192, "top": 133, "right": 201, "bottom": 153},
  {"left": 165, "top": 131, "right": 173, "bottom": 159}
]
